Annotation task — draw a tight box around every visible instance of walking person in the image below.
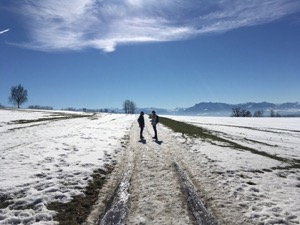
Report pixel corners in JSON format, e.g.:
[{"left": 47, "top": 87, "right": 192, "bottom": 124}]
[
  {"left": 137, "top": 111, "right": 145, "bottom": 139},
  {"left": 151, "top": 111, "right": 159, "bottom": 140}
]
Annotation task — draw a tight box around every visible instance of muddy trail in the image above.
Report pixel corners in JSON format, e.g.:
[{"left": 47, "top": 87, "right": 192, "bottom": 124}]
[{"left": 86, "top": 118, "right": 218, "bottom": 225}]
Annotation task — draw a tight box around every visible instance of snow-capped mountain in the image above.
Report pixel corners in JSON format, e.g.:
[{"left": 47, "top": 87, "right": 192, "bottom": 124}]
[
  {"left": 146, "top": 102, "right": 300, "bottom": 116},
  {"left": 182, "top": 102, "right": 300, "bottom": 116}
]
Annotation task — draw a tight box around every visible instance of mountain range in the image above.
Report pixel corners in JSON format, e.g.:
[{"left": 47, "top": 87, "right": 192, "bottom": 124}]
[{"left": 139, "top": 102, "right": 300, "bottom": 117}]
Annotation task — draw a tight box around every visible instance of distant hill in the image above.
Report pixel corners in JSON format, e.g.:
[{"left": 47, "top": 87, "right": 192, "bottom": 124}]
[{"left": 142, "top": 102, "right": 300, "bottom": 117}]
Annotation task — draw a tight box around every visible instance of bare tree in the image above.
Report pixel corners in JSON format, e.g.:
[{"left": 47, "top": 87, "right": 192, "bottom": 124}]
[
  {"left": 131, "top": 101, "right": 136, "bottom": 114},
  {"left": 270, "top": 109, "right": 281, "bottom": 117},
  {"left": 231, "top": 107, "right": 241, "bottom": 117},
  {"left": 270, "top": 109, "right": 276, "bottom": 117},
  {"left": 232, "top": 107, "right": 252, "bottom": 117},
  {"left": 123, "top": 100, "right": 136, "bottom": 114},
  {"left": 243, "top": 110, "right": 252, "bottom": 117},
  {"left": 254, "top": 110, "right": 264, "bottom": 117},
  {"left": 123, "top": 100, "right": 130, "bottom": 114},
  {"left": 8, "top": 84, "right": 28, "bottom": 108}
]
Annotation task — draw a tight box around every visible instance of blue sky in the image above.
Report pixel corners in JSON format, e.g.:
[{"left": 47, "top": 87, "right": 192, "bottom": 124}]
[{"left": 1, "top": 0, "right": 300, "bottom": 110}]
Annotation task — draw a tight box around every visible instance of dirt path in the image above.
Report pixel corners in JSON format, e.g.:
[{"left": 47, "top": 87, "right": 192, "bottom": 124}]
[
  {"left": 86, "top": 118, "right": 216, "bottom": 225},
  {"left": 124, "top": 120, "right": 195, "bottom": 224}
]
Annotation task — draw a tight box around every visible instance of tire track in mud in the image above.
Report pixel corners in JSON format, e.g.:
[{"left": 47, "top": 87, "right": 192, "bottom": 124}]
[{"left": 91, "top": 119, "right": 218, "bottom": 225}]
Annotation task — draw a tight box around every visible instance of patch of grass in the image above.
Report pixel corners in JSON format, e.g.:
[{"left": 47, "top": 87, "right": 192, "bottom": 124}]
[
  {"left": 271, "top": 163, "right": 300, "bottom": 170},
  {"left": 159, "top": 117, "right": 224, "bottom": 142},
  {"left": 159, "top": 117, "right": 300, "bottom": 167},
  {"left": 244, "top": 138, "right": 278, "bottom": 147},
  {"left": 11, "top": 114, "right": 92, "bottom": 125},
  {"left": 8, "top": 114, "right": 94, "bottom": 131},
  {"left": 47, "top": 165, "right": 114, "bottom": 225},
  {"left": 0, "top": 194, "right": 12, "bottom": 209}
]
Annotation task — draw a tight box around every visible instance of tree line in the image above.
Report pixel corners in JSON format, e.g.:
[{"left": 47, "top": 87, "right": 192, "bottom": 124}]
[
  {"left": 2, "top": 84, "right": 137, "bottom": 114},
  {"left": 231, "top": 107, "right": 281, "bottom": 117}
]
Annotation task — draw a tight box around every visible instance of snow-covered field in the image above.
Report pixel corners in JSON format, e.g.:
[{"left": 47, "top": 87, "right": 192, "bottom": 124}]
[
  {"left": 1, "top": 109, "right": 300, "bottom": 225},
  {"left": 167, "top": 115, "right": 300, "bottom": 224},
  {"left": 0, "top": 109, "right": 135, "bottom": 224}
]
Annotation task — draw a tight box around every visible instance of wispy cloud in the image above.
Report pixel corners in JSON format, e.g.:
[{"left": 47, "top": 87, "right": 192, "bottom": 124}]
[
  {"left": 17, "top": 0, "right": 300, "bottom": 52},
  {"left": 0, "top": 29, "right": 10, "bottom": 35}
]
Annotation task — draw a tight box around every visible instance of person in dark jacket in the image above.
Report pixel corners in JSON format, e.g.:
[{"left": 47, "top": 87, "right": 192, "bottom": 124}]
[
  {"left": 151, "top": 110, "right": 159, "bottom": 140},
  {"left": 137, "top": 111, "right": 145, "bottom": 139}
]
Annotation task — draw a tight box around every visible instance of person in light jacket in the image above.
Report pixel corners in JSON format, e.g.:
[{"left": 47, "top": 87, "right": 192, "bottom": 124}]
[
  {"left": 151, "top": 111, "right": 159, "bottom": 140},
  {"left": 137, "top": 111, "right": 145, "bottom": 139}
]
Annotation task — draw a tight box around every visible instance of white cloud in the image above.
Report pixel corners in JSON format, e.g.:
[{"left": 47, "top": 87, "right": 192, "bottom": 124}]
[
  {"left": 17, "top": 0, "right": 300, "bottom": 52},
  {"left": 0, "top": 29, "right": 10, "bottom": 35}
]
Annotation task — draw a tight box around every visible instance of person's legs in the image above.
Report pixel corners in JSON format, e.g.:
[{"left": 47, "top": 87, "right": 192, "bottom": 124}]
[
  {"left": 153, "top": 125, "right": 157, "bottom": 139},
  {"left": 140, "top": 126, "right": 144, "bottom": 139}
]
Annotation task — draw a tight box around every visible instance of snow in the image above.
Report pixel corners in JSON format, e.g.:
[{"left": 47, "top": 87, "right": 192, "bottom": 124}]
[
  {"left": 167, "top": 116, "right": 300, "bottom": 224},
  {"left": 1, "top": 109, "right": 300, "bottom": 224},
  {"left": 0, "top": 109, "right": 135, "bottom": 224}
]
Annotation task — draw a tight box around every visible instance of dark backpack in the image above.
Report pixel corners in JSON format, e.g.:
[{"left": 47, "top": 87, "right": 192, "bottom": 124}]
[{"left": 156, "top": 115, "right": 159, "bottom": 123}]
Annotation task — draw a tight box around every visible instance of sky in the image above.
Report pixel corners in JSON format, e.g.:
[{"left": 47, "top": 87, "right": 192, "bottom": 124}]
[{"left": 0, "top": 0, "right": 300, "bottom": 110}]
